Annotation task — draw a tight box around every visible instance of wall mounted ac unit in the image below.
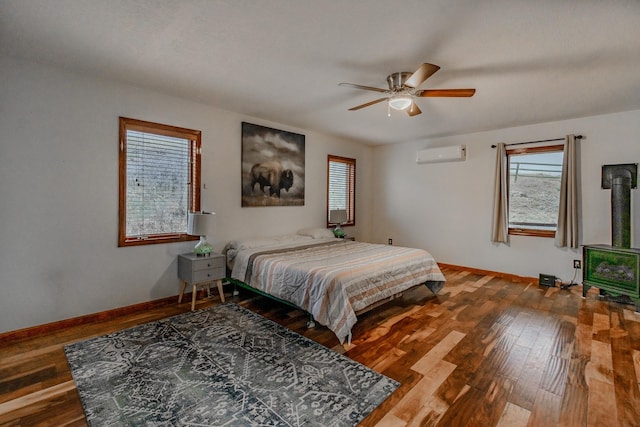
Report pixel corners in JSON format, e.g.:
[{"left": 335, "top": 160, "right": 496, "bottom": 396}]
[{"left": 416, "top": 145, "right": 466, "bottom": 164}]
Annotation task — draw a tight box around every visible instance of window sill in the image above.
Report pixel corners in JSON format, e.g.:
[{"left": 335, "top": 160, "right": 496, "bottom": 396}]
[
  {"left": 119, "top": 234, "right": 198, "bottom": 247},
  {"left": 509, "top": 229, "right": 556, "bottom": 238}
]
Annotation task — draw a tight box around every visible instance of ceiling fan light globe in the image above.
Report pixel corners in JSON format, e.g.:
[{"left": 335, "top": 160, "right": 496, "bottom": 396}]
[{"left": 388, "top": 95, "right": 412, "bottom": 110}]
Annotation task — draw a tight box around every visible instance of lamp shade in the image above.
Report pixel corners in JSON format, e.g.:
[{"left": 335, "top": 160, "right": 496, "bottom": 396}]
[
  {"left": 187, "top": 212, "right": 215, "bottom": 236},
  {"left": 329, "top": 209, "right": 348, "bottom": 225},
  {"left": 388, "top": 95, "right": 412, "bottom": 110}
]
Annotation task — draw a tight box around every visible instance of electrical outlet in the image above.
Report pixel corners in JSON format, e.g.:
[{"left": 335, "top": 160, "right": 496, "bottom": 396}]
[
  {"left": 573, "top": 259, "right": 581, "bottom": 269},
  {"left": 388, "top": 238, "right": 393, "bottom": 245}
]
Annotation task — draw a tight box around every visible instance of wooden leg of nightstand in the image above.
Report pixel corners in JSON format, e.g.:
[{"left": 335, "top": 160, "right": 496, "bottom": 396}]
[
  {"left": 216, "top": 279, "right": 225, "bottom": 303},
  {"left": 191, "top": 284, "right": 198, "bottom": 311},
  {"left": 178, "top": 280, "right": 187, "bottom": 304}
]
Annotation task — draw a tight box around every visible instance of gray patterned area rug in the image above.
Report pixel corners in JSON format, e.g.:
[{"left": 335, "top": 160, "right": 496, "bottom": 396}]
[{"left": 64, "top": 303, "right": 398, "bottom": 426}]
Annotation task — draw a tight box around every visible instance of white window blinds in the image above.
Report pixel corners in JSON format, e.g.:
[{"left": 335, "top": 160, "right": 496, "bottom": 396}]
[
  {"left": 328, "top": 156, "right": 355, "bottom": 225},
  {"left": 125, "top": 130, "right": 192, "bottom": 238}
]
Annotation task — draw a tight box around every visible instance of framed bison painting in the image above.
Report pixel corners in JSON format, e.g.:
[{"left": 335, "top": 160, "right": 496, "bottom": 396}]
[{"left": 241, "top": 122, "right": 305, "bottom": 207}]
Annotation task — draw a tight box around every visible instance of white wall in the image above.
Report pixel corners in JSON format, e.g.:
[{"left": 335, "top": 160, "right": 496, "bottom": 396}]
[
  {"left": 371, "top": 110, "right": 640, "bottom": 281},
  {"left": 0, "top": 57, "right": 373, "bottom": 333},
  {"left": 2, "top": 54, "right": 638, "bottom": 334}
]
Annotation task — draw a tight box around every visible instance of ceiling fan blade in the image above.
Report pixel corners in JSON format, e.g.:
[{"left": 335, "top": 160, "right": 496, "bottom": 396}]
[
  {"left": 404, "top": 63, "right": 440, "bottom": 88},
  {"left": 417, "top": 89, "right": 476, "bottom": 97},
  {"left": 348, "top": 97, "right": 388, "bottom": 111},
  {"left": 339, "top": 82, "right": 387, "bottom": 93},
  {"left": 407, "top": 102, "right": 422, "bottom": 117}
]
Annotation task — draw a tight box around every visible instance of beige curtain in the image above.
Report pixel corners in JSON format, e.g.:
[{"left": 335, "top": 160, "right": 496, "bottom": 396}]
[
  {"left": 491, "top": 143, "right": 509, "bottom": 243},
  {"left": 555, "top": 134, "right": 579, "bottom": 248}
]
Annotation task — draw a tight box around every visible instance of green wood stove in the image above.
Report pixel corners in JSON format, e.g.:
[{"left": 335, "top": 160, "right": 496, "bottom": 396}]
[
  {"left": 583, "top": 163, "right": 638, "bottom": 310},
  {"left": 582, "top": 245, "right": 640, "bottom": 310}
]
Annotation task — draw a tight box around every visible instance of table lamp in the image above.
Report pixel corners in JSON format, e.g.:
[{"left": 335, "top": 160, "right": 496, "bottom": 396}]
[
  {"left": 329, "top": 209, "right": 348, "bottom": 238},
  {"left": 187, "top": 211, "right": 214, "bottom": 256}
]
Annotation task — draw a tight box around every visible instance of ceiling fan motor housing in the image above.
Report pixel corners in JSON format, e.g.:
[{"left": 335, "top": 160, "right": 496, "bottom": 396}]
[{"left": 387, "top": 72, "right": 413, "bottom": 91}]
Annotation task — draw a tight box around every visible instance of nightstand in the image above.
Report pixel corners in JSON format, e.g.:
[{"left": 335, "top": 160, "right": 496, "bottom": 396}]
[{"left": 178, "top": 252, "right": 226, "bottom": 311}]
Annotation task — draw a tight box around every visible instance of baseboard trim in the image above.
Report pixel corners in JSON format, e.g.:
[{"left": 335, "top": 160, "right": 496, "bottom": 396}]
[
  {"left": 1, "top": 264, "right": 535, "bottom": 346},
  {"left": 438, "top": 262, "right": 538, "bottom": 284},
  {"left": 0, "top": 293, "right": 191, "bottom": 346}
]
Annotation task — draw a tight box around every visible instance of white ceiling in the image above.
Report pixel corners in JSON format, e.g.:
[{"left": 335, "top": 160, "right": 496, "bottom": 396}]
[{"left": 1, "top": 0, "right": 640, "bottom": 145}]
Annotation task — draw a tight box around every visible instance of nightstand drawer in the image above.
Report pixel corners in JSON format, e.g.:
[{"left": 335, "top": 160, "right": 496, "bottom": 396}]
[
  {"left": 178, "top": 253, "right": 226, "bottom": 283},
  {"left": 192, "top": 256, "right": 225, "bottom": 271},
  {"left": 178, "top": 252, "right": 227, "bottom": 310},
  {"left": 192, "top": 267, "right": 225, "bottom": 283}
]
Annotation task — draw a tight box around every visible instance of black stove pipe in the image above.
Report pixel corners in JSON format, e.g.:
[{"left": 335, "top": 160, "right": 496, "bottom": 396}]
[{"left": 612, "top": 172, "right": 632, "bottom": 248}]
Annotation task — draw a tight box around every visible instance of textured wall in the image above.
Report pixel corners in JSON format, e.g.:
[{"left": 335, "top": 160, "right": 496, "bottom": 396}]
[
  {"left": 371, "top": 110, "right": 640, "bottom": 280},
  {"left": 0, "top": 57, "right": 373, "bottom": 332}
]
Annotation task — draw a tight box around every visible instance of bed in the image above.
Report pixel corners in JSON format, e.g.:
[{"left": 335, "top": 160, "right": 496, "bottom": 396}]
[{"left": 224, "top": 229, "right": 446, "bottom": 344}]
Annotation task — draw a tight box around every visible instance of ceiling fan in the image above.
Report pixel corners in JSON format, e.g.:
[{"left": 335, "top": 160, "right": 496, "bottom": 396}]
[{"left": 339, "top": 63, "right": 475, "bottom": 117}]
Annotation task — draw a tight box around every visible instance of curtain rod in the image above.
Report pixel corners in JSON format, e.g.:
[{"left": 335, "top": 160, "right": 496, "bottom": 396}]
[{"left": 491, "top": 134, "right": 583, "bottom": 149}]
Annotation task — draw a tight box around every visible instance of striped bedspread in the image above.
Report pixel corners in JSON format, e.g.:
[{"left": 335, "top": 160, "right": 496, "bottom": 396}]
[{"left": 229, "top": 239, "right": 445, "bottom": 343}]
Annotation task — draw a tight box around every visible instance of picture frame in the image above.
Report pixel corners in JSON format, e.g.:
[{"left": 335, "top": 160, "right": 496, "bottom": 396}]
[{"left": 241, "top": 122, "right": 305, "bottom": 207}]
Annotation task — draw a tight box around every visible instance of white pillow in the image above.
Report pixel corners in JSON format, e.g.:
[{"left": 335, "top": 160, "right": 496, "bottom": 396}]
[
  {"left": 297, "top": 227, "right": 335, "bottom": 239},
  {"left": 224, "top": 238, "right": 274, "bottom": 251},
  {"left": 226, "top": 234, "right": 312, "bottom": 251}
]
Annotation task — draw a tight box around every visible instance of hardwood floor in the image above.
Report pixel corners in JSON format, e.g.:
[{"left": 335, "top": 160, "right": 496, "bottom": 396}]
[{"left": 2, "top": 266, "right": 640, "bottom": 426}]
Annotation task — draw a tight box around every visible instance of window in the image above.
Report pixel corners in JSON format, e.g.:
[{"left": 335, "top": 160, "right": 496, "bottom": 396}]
[
  {"left": 118, "top": 117, "right": 201, "bottom": 246},
  {"left": 507, "top": 144, "right": 564, "bottom": 237},
  {"left": 327, "top": 155, "right": 356, "bottom": 227}
]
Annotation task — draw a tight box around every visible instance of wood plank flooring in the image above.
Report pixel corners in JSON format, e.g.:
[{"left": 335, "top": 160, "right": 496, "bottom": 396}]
[{"left": 3, "top": 266, "right": 640, "bottom": 426}]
